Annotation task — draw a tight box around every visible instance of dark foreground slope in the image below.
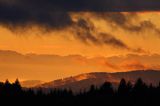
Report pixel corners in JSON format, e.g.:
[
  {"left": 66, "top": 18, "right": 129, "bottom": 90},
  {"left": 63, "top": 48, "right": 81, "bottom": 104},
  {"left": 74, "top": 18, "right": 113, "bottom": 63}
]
[{"left": 1, "top": 78, "right": 160, "bottom": 106}]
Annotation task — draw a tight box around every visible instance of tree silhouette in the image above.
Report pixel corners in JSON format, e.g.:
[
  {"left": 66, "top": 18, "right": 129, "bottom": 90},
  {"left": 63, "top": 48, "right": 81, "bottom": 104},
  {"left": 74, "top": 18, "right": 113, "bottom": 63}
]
[
  {"left": 126, "top": 81, "right": 133, "bottom": 91},
  {"left": 100, "top": 82, "right": 114, "bottom": 97},
  {"left": 118, "top": 78, "right": 127, "bottom": 95},
  {"left": 13, "top": 79, "right": 21, "bottom": 88},
  {"left": 0, "top": 78, "right": 159, "bottom": 106},
  {"left": 13, "top": 79, "right": 22, "bottom": 93},
  {"left": 3, "top": 79, "right": 12, "bottom": 96},
  {"left": 133, "top": 78, "right": 148, "bottom": 94},
  {"left": 4, "top": 79, "right": 11, "bottom": 87},
  {"left": 89, "top": 85, "right": 96, "bottom": 92}
]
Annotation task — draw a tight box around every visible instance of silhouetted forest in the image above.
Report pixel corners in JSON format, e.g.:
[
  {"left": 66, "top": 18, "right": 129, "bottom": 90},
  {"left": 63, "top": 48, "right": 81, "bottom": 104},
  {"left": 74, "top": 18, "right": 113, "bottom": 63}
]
[{"left": 0, "top": 78, "right": 160, "bottom": 106}]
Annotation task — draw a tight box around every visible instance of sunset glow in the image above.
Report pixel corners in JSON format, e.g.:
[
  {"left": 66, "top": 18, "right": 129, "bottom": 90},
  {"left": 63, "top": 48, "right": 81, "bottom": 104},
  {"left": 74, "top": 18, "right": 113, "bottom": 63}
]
[{"left": 0, "top": 0, "right": 160, "bottom": 83}]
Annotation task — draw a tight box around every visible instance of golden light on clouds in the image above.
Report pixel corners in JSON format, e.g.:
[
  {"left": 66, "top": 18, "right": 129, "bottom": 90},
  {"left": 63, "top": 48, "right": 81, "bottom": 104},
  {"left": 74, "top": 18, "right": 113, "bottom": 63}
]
[{"left": 1, "top": 12, "right": 160, "bottom": 81}]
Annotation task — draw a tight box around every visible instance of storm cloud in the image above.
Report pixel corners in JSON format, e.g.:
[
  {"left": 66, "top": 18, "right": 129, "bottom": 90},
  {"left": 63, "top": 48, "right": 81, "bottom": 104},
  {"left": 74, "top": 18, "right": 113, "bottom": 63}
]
[
  {"left": 1, "top": 0, "right": 160, "bottom": 29},
  {"left": 0, "top": 0, "right": 74, "bottom": 30},
  {"left": 0, "top": 0, "right": 159, "bottom": 51},
  {"left": 0, "top": 0, "right": 131, "bottom": 50},
  {"left": 1, "top": 0, "right": 160, "bottom": 12}
]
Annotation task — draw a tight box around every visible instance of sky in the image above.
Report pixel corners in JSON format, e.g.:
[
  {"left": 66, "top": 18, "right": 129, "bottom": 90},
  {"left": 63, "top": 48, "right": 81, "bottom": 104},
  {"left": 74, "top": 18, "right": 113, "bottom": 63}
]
[{"left": 1, "top": 0, "right": 160, "bottom": 82}]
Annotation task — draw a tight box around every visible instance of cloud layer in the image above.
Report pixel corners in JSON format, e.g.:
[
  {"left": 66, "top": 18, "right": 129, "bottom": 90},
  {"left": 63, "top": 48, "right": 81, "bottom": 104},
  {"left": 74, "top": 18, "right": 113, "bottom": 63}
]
[
  {"left": 0, "top": 50, "right": 160, "bottom": 81},
  {"left": 1, "top": 0, "right": 160, "bottom": 29},
  {"left": 1, "top": 0, "right": 160, "bottom": 12},
  {"left": 0, "top": 0, "right": 73, "bottom": 30},
  {"left": 0, "top": 0, "right": 160, "bottom": 52}
]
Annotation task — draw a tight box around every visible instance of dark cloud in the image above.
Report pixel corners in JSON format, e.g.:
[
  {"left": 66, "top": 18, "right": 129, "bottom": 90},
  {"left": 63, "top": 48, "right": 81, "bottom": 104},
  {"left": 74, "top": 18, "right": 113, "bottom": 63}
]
[
  {"left": 0, "top": 0, "right": 132, "bottom": 50},
  {"left": 1, "top": 0, "right": 160, "bottom": 29},
  {"left": 67, "top": 18, "right": 149, "bottom": 52},
  {"left": 74, "top": 18, "right": 100, "bottom": 45},
  {"left": 1, "top": 0, "right": 160, "bottom": 12},
  {"left": 98, "top": 33, "right": 129, "bottom": 49},
  {"left": 127, "top": 20, "right": 160, "bottom": 34},
  {"left": 98, "top": 33, "right": 148, "bottom": 53},
  {"left": 94, "top": 12, "right": 134, "bottom": 26},
  {"left": 93, "top": 12, "right": 135, "bottom": 31},
  {"left": 0, "top": 0, "right": 73, "bottom": 30},
  {"left": 0, "top": 0, "right": 159, "bottom": 51},
  {"left": 72, "top": 18, "right": 129, "bottom": 49},
  {"left": 93, "top": 12, "right": 160, "bottom": 34}
]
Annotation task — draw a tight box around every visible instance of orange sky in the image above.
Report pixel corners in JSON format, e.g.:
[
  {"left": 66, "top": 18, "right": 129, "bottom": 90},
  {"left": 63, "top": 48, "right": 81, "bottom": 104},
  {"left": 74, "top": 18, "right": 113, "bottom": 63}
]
[
  {"left": 1, "top": 12, "right": 160, "bottom": 56},
  {"left": 1, "top": 12, "right": 160, "bottom": 82}
]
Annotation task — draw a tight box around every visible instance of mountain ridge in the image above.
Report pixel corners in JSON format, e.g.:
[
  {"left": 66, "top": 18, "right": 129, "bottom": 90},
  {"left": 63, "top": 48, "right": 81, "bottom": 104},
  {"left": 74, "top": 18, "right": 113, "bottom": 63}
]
[{"left": 30, "top": 70, "right": 160, "bottom": 92}]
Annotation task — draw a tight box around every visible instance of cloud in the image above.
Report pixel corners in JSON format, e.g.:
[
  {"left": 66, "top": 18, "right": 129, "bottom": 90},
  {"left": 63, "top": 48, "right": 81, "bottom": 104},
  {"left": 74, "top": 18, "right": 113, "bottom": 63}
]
[
  {"left": 0, "top": 0, "right": 159, "bottom": 51},
  {"left": 105, "top": 53, "right": 160, "bottom": 71},
  {"left": 71, "top": 18, "right": 148, "bottom": 52},
  {"left": 120, "top": 60, "right": 148, "bottom": 70},
  {"left": 1, "top": 0, "right": 160, "bottom": 30},
  {"left": 0, "top": 0, "right": 73, "bottom": 30},
  {"left": 93, "top": 12, "right": 135, "bottom": 27},
  {"left": 0, "top": 5, "right": 136, "bottom": 51},
  {"left": 71, "top": 18, "right": 130, "bottom": 49},
  {"left": 0, "top": 49, "right": 160, "bottom": 79},
  {"left": 1, "top": 0, "right": 160, "bottom": 12},
  {"left": 73, "top": 18, "right": 99, "bottom": 45},
  {"left": 93, "top": 12, "right": 160, "bottom": 34},
  {"left": 98, "top": 33, "right": 129, "bottom": 49},
  {"left": 123, "top": 20, "right": 160, "bottom": 34}
]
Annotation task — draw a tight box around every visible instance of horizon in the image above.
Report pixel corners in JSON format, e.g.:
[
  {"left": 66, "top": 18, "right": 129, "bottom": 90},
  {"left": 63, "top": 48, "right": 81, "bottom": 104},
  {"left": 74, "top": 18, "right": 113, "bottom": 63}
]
[{"left": 0, "top": 69, "right": 160, "bottom": 84}]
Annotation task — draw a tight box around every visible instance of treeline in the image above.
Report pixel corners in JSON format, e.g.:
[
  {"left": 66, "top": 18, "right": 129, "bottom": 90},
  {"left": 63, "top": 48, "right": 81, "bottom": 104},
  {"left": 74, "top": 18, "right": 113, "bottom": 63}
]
[{"left": 0, "top": 78, "right": 160, "bottom": 106}]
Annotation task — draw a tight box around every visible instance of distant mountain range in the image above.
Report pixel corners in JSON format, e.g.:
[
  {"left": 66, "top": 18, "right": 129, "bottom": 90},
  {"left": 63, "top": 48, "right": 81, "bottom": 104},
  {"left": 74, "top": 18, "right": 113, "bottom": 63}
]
[
  {"left": 21, "top": 70, "right": 160, "bottom": 92},
  {"left": 21, "top": 80, "right": 44, "bottom": 88}
]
